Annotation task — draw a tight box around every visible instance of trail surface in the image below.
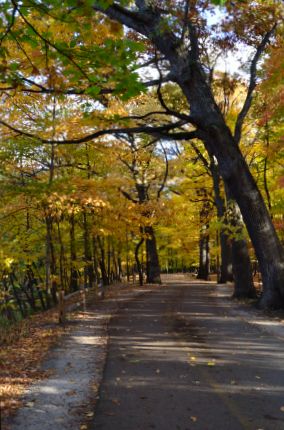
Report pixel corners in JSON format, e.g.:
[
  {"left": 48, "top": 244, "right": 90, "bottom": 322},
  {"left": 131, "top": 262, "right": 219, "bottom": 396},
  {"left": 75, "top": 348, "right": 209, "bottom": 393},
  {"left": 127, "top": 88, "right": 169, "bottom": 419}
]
[
  {"left": 4, "top": 287, "right": 152, "bottom": 430},
  {"left": 93, "top": 277, "right": 284, "bottom": 430}
]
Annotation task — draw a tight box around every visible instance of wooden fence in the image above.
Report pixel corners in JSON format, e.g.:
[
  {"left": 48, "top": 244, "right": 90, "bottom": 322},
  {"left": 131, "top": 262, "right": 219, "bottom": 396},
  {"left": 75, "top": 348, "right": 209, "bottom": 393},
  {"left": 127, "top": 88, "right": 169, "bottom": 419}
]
[{"left": 58, "top": 287, "right": 94, "bottom": 324}]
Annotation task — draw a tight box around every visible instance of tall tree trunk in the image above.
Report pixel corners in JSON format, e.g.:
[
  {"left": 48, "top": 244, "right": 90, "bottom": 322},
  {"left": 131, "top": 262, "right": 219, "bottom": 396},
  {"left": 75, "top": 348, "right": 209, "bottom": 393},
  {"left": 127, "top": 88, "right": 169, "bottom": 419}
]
[
  {"left": 97, "top": 236, "right": 109, "bottom": 286},
  {"left": 197, "top": 224, "right": 210, "bottom": 280},
  {"left": 83, "top": 211, "right": 95, "bottom": 289},
  {"left": 92, "top": 235, "right": 100, "bottom": 285},
  {"left": 57, "top": 220, "right": 66, "bottom": 291},
  {"left": 178, "top": 70, "right": 284, "bottom": 308},
  {"left": 125, "top": 229, "right": 130, "bottom": 282},
  {"left": 107, "top": 237, "right": 111, "bottom": 284},
  {"left": 228, "top": 202, "right": 256, "bottom": 299},
  {"left": 232, "top": 238, "right": 257, "bottom": 299},
  {"left": 219, "top": 233, "right": 233, "bottom": 283},
  {"left": 145, "top": 226, "right": 161, "bottom": 284},
  {"left": 135, "top": 237, "right": 144, "bottom": 286},
  {"left": 69, "top": 211, "right": 78, "bottom": 291},
  {"left": 210, "top": 156, "right": 233, "bottom": 283},
  {"left": 226, "top": 189, "right": 256, "bottom": 299},
  {"left": 45, "top": 214, "right": 57, "bottom": 304},
  {"left": 100, "top": 0, "right": 284, "bottom": 308}
]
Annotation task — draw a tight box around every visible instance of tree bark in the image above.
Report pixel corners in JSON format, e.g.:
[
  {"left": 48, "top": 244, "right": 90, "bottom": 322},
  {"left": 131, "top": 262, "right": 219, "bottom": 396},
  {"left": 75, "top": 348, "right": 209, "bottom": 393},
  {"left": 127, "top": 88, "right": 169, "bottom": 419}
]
[
  {"left": 69, "top": 211, "right": 78, "bottom": 291},
  {"left": 226, "top": 204, "right": 256, "bottom": 299},
  {"left": 97, "top": 4, "right": 284, "bottom": 307},
  {"left": 232, "top": 238, "right": 256, "bottom": 299},
  {"left": 145, "top": 226, "right": 161, "bottom": 284},
  {"left": 197, "top": 224, "right": 210, "bottom": 280},
  {"left": 97, "top": 236, "right": 109, "bottom": 286},
  {"left": 210, "top": 156, "right": 233, "bottom": 283},
  {"left": 135, "top": 237, "right": 144, "bottom": 286},
  {"left": 83, "top": 211, "right": 95, "bottom": 289},
  {"left": 45, "top": 214, "right": 57, "bottom": 304},
  {"left": 178, "top": 66, "right": 284, "bottom": 308},
  {"left": 225, "top": 188, "right": 256, "bottom": 299}
]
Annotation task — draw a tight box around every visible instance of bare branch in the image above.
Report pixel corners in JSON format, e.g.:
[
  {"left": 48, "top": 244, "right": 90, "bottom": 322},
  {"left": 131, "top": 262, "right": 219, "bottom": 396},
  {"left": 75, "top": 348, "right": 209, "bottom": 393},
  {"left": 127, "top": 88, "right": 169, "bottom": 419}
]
[
  {"left": 0, "top": 118, "right": 189, "bottom": 144},
  {"left": 119, "top": 188, "right": 139, "bottom": 203},
  {"left": 234, "top": 24, "right": 277, "bottom": 144},
  {"left": 0, "top": 5, "right": 17, "bottom": 46},
  {"left": 189, "top": 142, "right": 210, "bottom": 171}
]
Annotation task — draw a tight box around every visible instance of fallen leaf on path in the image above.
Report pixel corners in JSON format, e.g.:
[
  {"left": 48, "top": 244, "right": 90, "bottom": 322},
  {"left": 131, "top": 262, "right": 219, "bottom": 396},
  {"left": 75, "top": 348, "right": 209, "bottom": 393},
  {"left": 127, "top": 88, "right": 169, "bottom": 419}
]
[
  {"left": 25, "top": 402, "right": 35, "bottom": 407},
  {"left": 91, "top": 383, "right": 98, "bottom": 391},
  {"left": 156, "top": 369, "right": 160, "bottom": 374},
  {"left": 280, "top": 406, "right": 284, "bottom": 412},
  {"left": 66, "top": 390, "right": 76, "bottom": 396},
  {"left": 85, "top": 412, "right": 94, "bottom": 417},
  {"left": 80, "top": 425, "right": 88, "bottom": 430},
  {"left": 190, "top": 416, "right": 197, "bottom": 422},
  {"left": 112, "top": 399, "right": 120, "bottom": 405},
  {"left": 207, "top": 361, "right": 215, "bottom": 367}
]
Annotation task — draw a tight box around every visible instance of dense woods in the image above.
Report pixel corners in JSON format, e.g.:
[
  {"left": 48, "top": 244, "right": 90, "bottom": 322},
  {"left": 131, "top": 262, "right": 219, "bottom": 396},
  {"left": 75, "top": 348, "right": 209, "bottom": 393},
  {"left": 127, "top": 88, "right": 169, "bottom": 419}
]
[{"left": 0, "top": 0, "right": 283, "bottom": 330}]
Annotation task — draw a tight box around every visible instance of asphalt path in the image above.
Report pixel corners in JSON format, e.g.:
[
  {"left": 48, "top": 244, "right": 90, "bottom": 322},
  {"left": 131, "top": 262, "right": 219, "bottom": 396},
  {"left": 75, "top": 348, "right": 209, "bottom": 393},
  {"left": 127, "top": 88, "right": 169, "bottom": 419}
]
[{"left": 93, "top": 279, "right": 284, "bottom": 430}]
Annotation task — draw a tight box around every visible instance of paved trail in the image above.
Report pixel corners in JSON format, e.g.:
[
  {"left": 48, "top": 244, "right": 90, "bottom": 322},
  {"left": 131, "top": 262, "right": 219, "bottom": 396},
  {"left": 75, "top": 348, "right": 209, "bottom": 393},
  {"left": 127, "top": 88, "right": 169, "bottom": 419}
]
[{"left": 93, "top": 279, "right": 284, "bottom": 430}]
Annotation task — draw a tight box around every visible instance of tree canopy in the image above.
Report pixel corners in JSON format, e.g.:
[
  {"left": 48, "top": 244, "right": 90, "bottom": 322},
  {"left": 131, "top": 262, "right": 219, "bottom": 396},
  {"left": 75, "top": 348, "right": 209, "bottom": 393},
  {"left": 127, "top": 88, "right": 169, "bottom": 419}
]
[{"left": 0, "top": 0, "right": 283, "bottom": 321}]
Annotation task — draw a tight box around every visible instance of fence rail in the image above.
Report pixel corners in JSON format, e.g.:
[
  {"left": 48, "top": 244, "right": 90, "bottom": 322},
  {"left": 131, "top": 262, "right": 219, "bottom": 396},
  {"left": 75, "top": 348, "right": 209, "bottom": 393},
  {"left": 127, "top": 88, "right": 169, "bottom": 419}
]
[{"left": 58, "top": 287, "right": 93, "bottom": 324}]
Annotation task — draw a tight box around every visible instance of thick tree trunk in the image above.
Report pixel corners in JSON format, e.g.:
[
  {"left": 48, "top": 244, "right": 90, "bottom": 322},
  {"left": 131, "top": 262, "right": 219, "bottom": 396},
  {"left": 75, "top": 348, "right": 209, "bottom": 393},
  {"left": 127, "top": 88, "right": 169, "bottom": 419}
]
[
  {"left": 135, "top": 237, "right": 144, "bottom": 286},
  {"left": 210, "top": 157, "right": 233, "bottom": 283},
  {"left": 176, "top": 71, "right": 284, "bottom": 308},
  {"left": 197, "top": 225, "right": 210, "bottom": 280},
  {"left": 100, "top": 0, "right": 284, "bottom": 308},
  {"left": 145, "top": 226, "right": 161, "bottom": 284},
  {"left": 69, "top": 212, "right": 78, "bottom": 291},
  {"left": 232, "top": 238, "right": 256, "bottom": 299},
  {"left": 219, "top": 232, "right": 233, "bottom": 283},
  {"left": 83, "top": 211, "right": 95, "bottom": 289},
  {"left": 97, "top": 236, "right": 109, "bottom": 286},
  {"left": 225, "top": 190, "right": 256, "bottom": 299}
]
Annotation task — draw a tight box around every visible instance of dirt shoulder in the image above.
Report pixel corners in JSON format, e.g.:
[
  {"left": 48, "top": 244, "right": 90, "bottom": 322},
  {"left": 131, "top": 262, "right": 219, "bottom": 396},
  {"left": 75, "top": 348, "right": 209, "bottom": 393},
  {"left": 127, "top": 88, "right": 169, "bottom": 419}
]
[{"left": 0, "top": 283, "right": 160, "bottom": 429}]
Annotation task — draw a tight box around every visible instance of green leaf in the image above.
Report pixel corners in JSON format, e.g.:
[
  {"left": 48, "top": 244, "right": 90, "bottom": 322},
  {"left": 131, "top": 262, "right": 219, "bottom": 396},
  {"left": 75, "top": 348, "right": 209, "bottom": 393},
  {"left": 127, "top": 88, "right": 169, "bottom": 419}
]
[
  {"left": 85, "top": 85, "right": 101, "bottom": 97},
  {"left": 211, "top": 0, "right": 226, "bottom": 5}
]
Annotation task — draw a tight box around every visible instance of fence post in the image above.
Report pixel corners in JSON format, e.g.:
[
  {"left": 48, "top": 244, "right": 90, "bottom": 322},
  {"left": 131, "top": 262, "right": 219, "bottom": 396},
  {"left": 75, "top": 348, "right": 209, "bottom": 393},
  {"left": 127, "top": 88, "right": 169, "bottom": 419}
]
[
  {"left": 80, "top": 287, "right": 86, "bottom": 311},
  {"left": 58, "top": 290, "right": 66, "bottom": 324}
]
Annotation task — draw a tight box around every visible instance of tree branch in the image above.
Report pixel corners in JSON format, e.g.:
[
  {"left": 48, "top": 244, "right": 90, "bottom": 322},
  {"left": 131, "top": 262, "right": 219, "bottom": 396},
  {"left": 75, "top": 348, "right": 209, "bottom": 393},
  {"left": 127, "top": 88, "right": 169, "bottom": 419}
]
[
  {"left": 234, "top": 24, "right": 277, "bottom": 144},
  {"left": 93, "top": 2, "right": 154, "bottom": 37},
  {"left": 119, "top": 188, "right": 139, "bottom": 203},
  {"left": 0, "top": 119, "right": 189, "bottom": 144}
]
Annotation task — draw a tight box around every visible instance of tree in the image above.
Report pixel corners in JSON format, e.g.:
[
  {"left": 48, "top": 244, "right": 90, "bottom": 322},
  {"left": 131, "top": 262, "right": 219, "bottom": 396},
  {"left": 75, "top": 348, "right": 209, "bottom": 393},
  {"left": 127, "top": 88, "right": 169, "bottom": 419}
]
[
  {"left": 91, "top": 0, "right": 284, "bottom": 308},
  {"left": 0, "top": 0, "right": 283, "bottom": 307},
  {"left": 115, "top": 134, "right": 166, "bottom": 284}
]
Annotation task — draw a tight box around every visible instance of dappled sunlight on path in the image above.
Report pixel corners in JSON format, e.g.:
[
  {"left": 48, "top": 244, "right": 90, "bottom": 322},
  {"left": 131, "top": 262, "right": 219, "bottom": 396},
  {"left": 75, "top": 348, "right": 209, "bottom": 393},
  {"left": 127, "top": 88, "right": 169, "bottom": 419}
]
[{"left": 93, "top": 280, "right": 284, "bottom": 430}]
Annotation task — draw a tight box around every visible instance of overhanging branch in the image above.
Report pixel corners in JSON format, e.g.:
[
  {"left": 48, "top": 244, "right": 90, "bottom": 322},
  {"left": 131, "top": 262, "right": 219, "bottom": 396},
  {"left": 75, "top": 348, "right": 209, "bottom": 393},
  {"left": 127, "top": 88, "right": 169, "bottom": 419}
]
[
  {"left": 0, "top": 119, "right": 190, "bottom": 144},
  {"left": 234, "top": 24, "right": 277, "bottom": 144}
]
